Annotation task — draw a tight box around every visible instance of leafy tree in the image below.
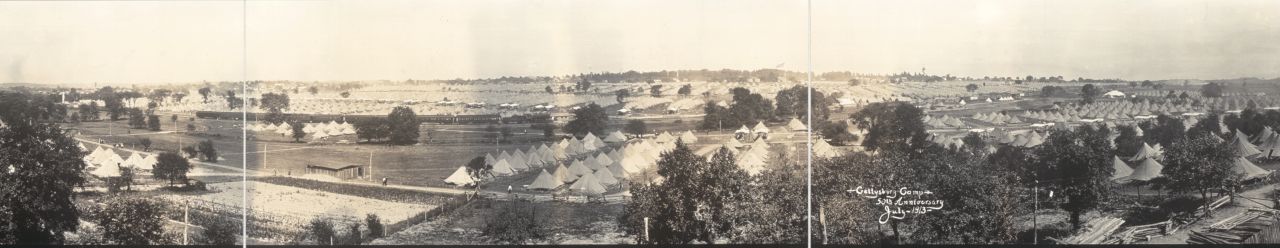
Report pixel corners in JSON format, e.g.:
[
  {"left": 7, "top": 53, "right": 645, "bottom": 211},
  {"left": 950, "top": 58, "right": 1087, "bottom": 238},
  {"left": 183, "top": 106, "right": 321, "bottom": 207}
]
[
  {"left": 146, "top": 115, "right": 161, "bottom": 131},
  {"left": 259, "top": 93, "right": 291, "bottom": 125},
  {"left": 775, "top": 86, "right": 830, "bottom": 121},
  {"left": 465, "top": 156, "right": 492, "bottom": 180},
  {"left": 186, "top": 123, "right": 196, "bottom": 133},
  {"left": 699, "top": 102, "right": 731, "bottom": 131},
  {"left": 563, "top": 103, "right": 608, "bottom": 138},
  {"left": 127, "top": 108, "right": 146, "bottom": 129},
  {"left": 818, "top": 120, "right": 858, "bottom": 146},
  {"left": 650, "top": 85, "right": 664, "bottom": 97},
  {"left": 308, "top": 217, "right": 336, "bottom": 245},
  {"left": 850, "top": 102, "right": 928, "bottom": 152},
  {"left": 290, "top": 121, "right": 306, "bottom": 143},
  {"left": 1034, "top": 126, "right": 1113, "bottom": 231},
  {"left": 138, "top": 138, "right": 152, "bottom": 151},
  {"left": 365, "top": 214, "right": 384, "bottom": 240},
  {"left": 198, "top": 87, "right": 211, "bottom": 103},
  {"left": 615, "top": 89, "right": 630, "bottom": 104},
  {"left": 78, "top": 103, "right": 94, "bottom": 121},
  {"left": 482, "top": 201, "right": 547, "bottom": 245},
  {"left": 354, "top": 118, "right": 390, "bottom": 142},
  {"left": 0, "top": 99, "right": 87, "bottom": 244},
  {"left": 95, "top": 197, "right": 166, "bottom": 245},
  {"left": 620, "top": 142, "right": 747, "bottom": 244},
  {"left": 960, "top": 132, "right": 987, "bottom": 154},
  {"left": 88, "top": 101, "right": 100, "bottom": 120},
  {"left": 545, "top": 86, "right": 554, "bottom": 94},
  {"left": 540, "top": 123, "right": 556, "bottom": 139},
  {"left": 99, "top": 87, "right": 126, "bottom": 121},
  {"left": 1141, "top": 115, "right": 1187, "bottom": 148},
  {"left": 677, "top": 84, "right": 692, "bottom": 95},
  {"left": 387, "top": 106, "right": 421, "bottom": 145},
  {"left": 152, "top": 152, "right": 191, "bottom": 186},
  {"left": 1114, "top": 125, "right": 1143, "bottom": 157},
  {"left": 198, "top": 139, "right": 218, "bottom": 162},
  {"left": 307, "top": 86, "right": 319, "bottom": 95},
  {"left": 624, "top": 120, "right": 647, "bottom": 136},
  {"left": 1081, "top": 84, "right": 1100, "bottom": 104},
  {"left": 1187, "top": 113, "right": 1223, "bottom": 137},
  {"left": 182, "top": 145, "right": 199, "bottom": 158},
  {"left": 965, "top": 83, "right": 979, "bottom": 92},
  {"left": 199, "top": 218, "right": 239, "bottom": 245},
  {"left": 1160, "top": 134, "right": 1238, "bottom": 216},
  {"left": 340, "top": 91, "right": 351, "bottom": 98},
  {"left": 1201, "top": 82, "right": 1224, "bottom": 97}
]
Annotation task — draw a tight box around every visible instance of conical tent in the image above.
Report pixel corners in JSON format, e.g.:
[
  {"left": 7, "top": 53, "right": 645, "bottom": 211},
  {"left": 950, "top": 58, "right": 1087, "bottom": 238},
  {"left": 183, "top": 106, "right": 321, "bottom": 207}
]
[
  {"left": 787, "top": 118, "right": 807, "bottom": 131},
  {"left": 724, "top": 138, "right": 744, "bottom": 148},
  {"left": 735, "top": 125, "right": 751, "bottom": 134},
  {"left": 491, "top": 159, "right": 514, "bottom": 176},
  {"left": 1111, "top": 156, "right": 1134, "bottom": 180},
  {"left": 1230, "top": 133, "right": 1263, "bottom": 157},
  {"left": 1257, "top": 133, "right": 1280, "bottom": 158},
  {"left": 604, "top": 131, "right": 627, "bottom": 143},
  {"left": 607, "top": 160, "right": 627, "bottom": 179},
  {"left": 593, "top": 168, "right": 618, "bottom": 186},
  {"left": 1231, "top": 157, "right": 1270, "bottom": 179},
  {"left": 444, "top": 167, "right": 476, "bottom": 186},
  {"left": 568, "top": 172, "right": 607, "bottom": 195},
  {"left": 753, "top": 121, "right": 770, "bottom": 134},
  {"left": 134, "top": 154, "right": 156, "bottom": 171},
  {"left": 553, "top": 163, "right": 574, "bottom": 183},
  {"left": 813, "top": 139, "right": 840, "bottom": 158},
  {"left": 90, "top": 163, "right": 123, "bottom": 178},
  {"left": 736, "top": 152, "right": 767, "bottom": 176},
  {"left": 595, "top": 153, "right": 614, "bottom": 168},
  {"left": 656, "top": 132, "right": 675, "bottom": 143},
  {"left": 568, "top": 159, "right": 592, "bottom": 177},
  {"left": 527, "top": 169, "right": 562, "bottom": 190},
  {"left": 679, "top": 131, "right": 699, "bottom": 143},
  {"left": 1130, "top": 143, "right": 1160, "bottom": 162},
  {"left": 1124, "top": 158, "right": 1164, "bottom": 181}
]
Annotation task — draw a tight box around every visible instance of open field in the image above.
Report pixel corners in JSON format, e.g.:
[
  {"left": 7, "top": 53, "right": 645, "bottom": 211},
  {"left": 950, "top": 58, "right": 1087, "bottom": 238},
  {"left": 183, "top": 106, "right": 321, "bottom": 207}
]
[{"left": 372, "top": 198, "right": 629, "bottom": 245}]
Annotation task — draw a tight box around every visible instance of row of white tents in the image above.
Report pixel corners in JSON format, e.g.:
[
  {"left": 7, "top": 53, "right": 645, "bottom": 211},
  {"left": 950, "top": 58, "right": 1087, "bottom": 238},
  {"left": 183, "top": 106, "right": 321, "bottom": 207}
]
[{"left": 83, "top": 144, "right": 157, "bottom": 178}]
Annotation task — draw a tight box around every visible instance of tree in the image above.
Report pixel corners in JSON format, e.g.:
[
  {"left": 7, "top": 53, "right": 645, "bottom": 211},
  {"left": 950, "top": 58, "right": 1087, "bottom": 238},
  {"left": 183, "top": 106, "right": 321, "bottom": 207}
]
[
  {"left": 138, "top": 138, "right": 152, "bottom": 151},
  {"left": 186, "top": 123, "right": 196, "bottom": 133},
  {"left": 1160, "top": 134, "right": 1238, "bottom": 216},
  {"left": 127, "top": 108, "right": 146, "bottom": 129},
  {"left": 465, "top": 156, "right": 492, "bottom": 180},
  {"left": 677, "top": 84, "right": 692, "bottom": 95},
  {"left": 818, "top": 121, "right": 858, "bottom": 146},
  {"left": 365, "top": 214, "right": 384, "bottom": 240},
  {"left": 1081, "top": 84, "right": 1100, "bottom": 104},
  {"left": 563, "top": 103, "right": 608, "bottom": 138},
  {"left": 386, "top": 106, "right": 421, "bottom": 145},
  {"left": 95, "top": 197, "right": 166, "bottom": 245},
  {"left": 545, "top": 86, "right": 554, "bottom": 94},
  {"left": 650, "top": 85, "right": 664, "bottom": 96},
  {"left": 340, "top": 91, "right": 351, "bottom": 98},
  {"left": 88, "top": 101, "right": 100, "bottom": 120},
  {"left": 615, "top": 89, "right": 630, "bottom": 104},
  {"left": 78, "top": 103, "right": 94, "bottom": 121},
  {"left": 850, "top": 102, "right": 928, "bottom": 152},
  {"left": 699, "top": 102, "right": 731, "bottom": 131},
  {"left": 620, "top": 142, "right": 747, "bottom": 244},
  {"left": 198, "top": 139, "right": 218, "bottom": 162},
  {"left": 146, "top": 115, "right": 161, "bottom": 131},
  {"left": 1201, "top": 82, "right": 1225, "bottom": 97},
  {"left": 960, "top": 132, "right": 987, "bottom": 154},
  {"left": 482, "top": 201, "right": 547, "bottom": 245},
  {"left": 624, "top": 120, "right": 647, "bottom": 136},
  {"left": 200, "top": 218, "right": 239, "bottom": 245},
  {"left": 0, "top": 99, "right": 87, "bottom": 244},
  {"left": 182, "top": 145, "right": 199, "bottom": 158},
  {"left": 775, "top": 86, "right": 830, "bottom": 121},
  {"left": 307, "top": 86, "right": 319, "bottom": 95},
  {"left": 965, "top": 83, "right": 979, "bottom": 92},
  {"left": 308, "top": 217, "right": 336, "bottom": 245},
  {"left": 259, "top": 93, "right": 290, "bottom": 125},
  {"left": 1034, "top": 126, "right": 1113, "bottom": 231},
  {"left": 355, "top": 118, "right": 390, "bottom": 143},
  {"left": 152, "top": 152, "right": 191, "bottom": 186},
  {"left": 198, "top": 87, "right": 211, "bottom": 103},
  {"left": 539, "top": 123, "right": 556, "bottom": 139},
  {"left": 290, "top": 121, "right": 306, "bottom": 143}
]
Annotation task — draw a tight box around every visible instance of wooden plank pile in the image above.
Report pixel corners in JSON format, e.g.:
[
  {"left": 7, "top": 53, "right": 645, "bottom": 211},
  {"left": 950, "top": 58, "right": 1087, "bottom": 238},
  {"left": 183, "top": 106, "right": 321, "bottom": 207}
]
[
  {"left": 1188, "top": 208, "right": 1279, "bottom": 244},
  {"left": 1108, "top": 220, "right": 1172, "bottom": 243},
  {"left": 1061, "top": 217, "right": 1125, "bottom": 244},
  {"left": 1196, "top": 196, "right": 1231, "bottom": 215}
]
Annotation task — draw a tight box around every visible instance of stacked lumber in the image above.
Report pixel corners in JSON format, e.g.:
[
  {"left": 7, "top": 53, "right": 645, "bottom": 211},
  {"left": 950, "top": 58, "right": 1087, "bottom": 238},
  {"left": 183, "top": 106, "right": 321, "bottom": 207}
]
[
  {"left": 1188, "top": 209, "right": 1279, "bottom": 244},
  {"left": 1062, "top": 217, "right": 1126, "bottom": 244},
  {"left": 1197, "top": 196, "right": 1231, "bottom": 214},
  {"left": 1112, "top": 220, "right": 1172, "bottom": 243}
]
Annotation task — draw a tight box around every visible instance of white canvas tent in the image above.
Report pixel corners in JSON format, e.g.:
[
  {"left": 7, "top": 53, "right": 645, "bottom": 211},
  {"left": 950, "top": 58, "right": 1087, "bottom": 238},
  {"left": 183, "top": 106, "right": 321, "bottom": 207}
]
[
  {"left": 444, "top": 166, "right": 476, "bottom": 186},
  {"left": 527, "top": 169, "right": 562, "bottom": 190}
]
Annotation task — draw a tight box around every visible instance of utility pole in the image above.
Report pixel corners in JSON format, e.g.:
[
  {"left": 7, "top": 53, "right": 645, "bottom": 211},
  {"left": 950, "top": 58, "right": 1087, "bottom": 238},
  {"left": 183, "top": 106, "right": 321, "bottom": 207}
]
[
  {"left": 1033, "top": 179, "right": 1039, "bottom": 245},
  {"left": 821, "top": 206, "right": 828, "bottom": 245},
  {"left": 183, "top": 201, "right": 189, "bottom": 245},
  {"left": 368, "top": 150, "right": 374, "bottom": 181},
  {"left": 643, "top": 217, "right": 650, "bottom": 243}
]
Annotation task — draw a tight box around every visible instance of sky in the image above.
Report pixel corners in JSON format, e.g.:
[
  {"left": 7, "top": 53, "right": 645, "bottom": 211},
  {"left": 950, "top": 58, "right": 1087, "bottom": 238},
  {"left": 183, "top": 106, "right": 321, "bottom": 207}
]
[
  {"left": 814, "top": 0, "right": 1280, "bottom": 81},
  {"left": 2, "top": 0, "right": 1277, "bottom": 85}
]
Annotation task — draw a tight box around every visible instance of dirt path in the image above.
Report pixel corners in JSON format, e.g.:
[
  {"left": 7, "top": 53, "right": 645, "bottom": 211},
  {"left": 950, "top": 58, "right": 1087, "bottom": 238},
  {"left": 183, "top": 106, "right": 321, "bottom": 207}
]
[{"left": 1142, "top": 184, "right": 1277, "bottom": 244}]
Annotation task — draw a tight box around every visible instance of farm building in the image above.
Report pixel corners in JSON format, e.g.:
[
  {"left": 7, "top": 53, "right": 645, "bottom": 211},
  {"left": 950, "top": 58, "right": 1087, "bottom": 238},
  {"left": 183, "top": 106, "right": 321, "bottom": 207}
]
[{"left": 304, "top": 164, "right": 366, "bottom": 179}]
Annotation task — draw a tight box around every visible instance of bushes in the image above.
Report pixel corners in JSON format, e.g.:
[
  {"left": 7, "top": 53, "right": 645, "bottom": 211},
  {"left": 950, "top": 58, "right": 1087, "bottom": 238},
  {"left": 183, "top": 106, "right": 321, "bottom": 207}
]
[
  {"left": 95, "top": 197, "right": 168, "bottom": 245},
  {"left": 200, "top": 217, "right": 240, "bottom": 245},
  {"left": 308, "top": 218, "right": 336, "bottom": 245}
]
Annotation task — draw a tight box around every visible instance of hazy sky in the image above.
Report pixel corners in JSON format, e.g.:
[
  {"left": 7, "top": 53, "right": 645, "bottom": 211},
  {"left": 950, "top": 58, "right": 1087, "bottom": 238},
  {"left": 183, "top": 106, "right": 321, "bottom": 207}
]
[
  {"left": 3, "top": 0, "right": 1277, "bottom": 85},
  {"left": 814, "top": 0, "right": 1280, "bottom": 80}
]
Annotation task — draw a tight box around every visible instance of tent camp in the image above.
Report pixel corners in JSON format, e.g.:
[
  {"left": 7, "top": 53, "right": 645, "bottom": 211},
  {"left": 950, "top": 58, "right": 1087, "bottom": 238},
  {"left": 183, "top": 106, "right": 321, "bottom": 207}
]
[
  {"left": 787, "top": 118, "right": 808, "bottom": 131},
  {"left": 1231, "top": 157, "right": 1270, "bottom": 179},
  {"left": 568, "top": 173, "right": 607, "bottom": 195},
  {"left": 679, "top": 131, "right": 698, "bottom": 144},
  {"left": 1230, "top": 132, "right": 1263, "bottom": 157},
  {"left": 491, "top": 159, "right": 515, "bottom": 176}
]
